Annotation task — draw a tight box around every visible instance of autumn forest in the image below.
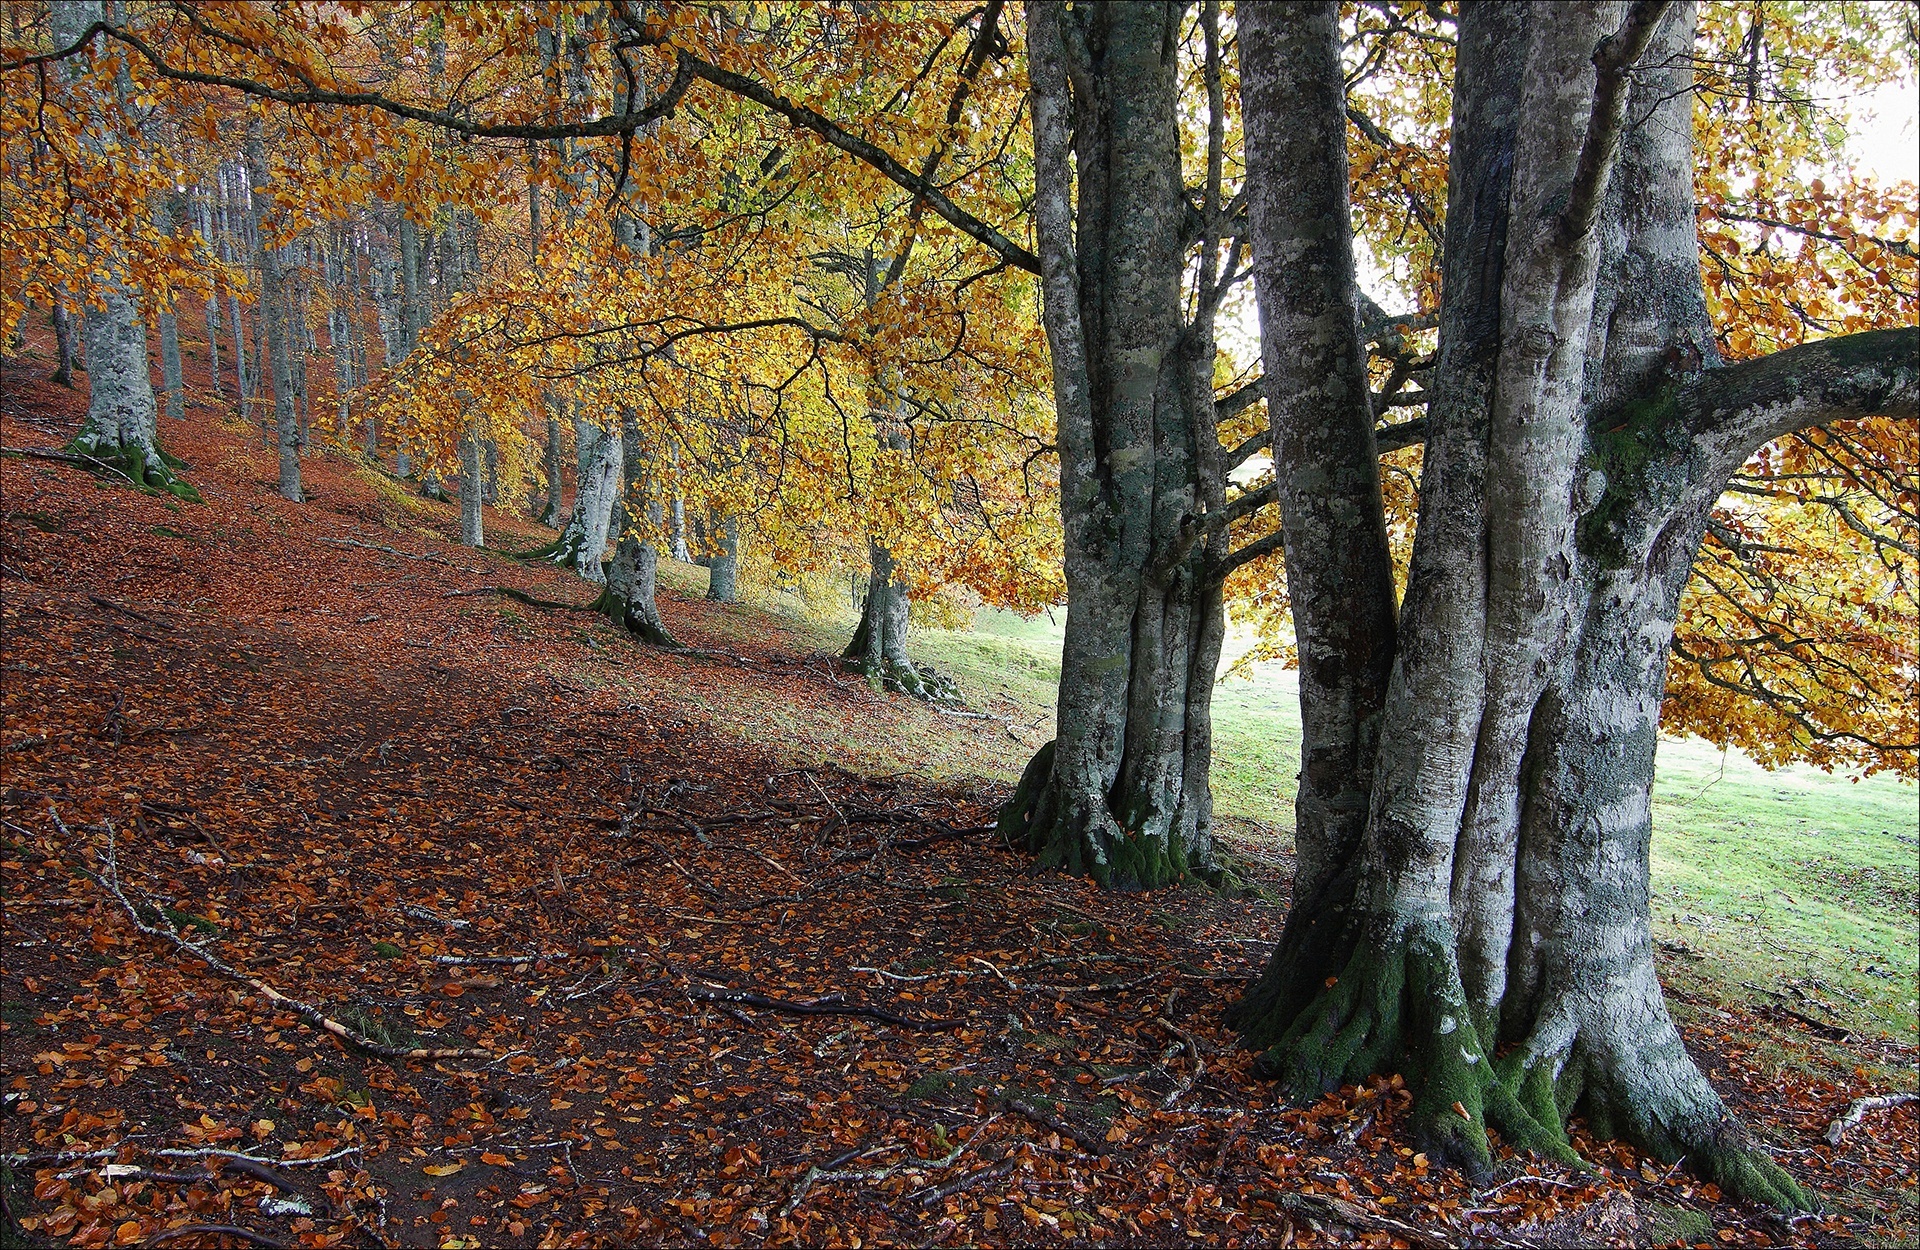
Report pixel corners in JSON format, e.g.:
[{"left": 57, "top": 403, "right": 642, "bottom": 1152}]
[{"left": 1, "top": 2, "right": 1915, "bottom": 1247}]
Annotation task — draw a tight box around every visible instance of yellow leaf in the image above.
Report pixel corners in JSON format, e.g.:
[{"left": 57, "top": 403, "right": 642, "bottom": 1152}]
[{"left": 423, "top": 1161, "right": 466, "bottom": 1177}]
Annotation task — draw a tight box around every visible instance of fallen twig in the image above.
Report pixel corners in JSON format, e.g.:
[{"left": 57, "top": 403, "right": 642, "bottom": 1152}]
[
  {"left": 1155, "top": 1016, "right": 1206, "bottom": 1109},
  {"left": 686, "top": 984, "right": 956, "bottom": 1032},
  {"left": 154, "top": 1146, "right": 360, "bottom": 1169},
  {"left": 72, "top": 810, "right": 488, "bottom": 1061},
  {"left": 913, "top": 1155, "right": 1019, "bottom": 1208},
  {"left": 1825, "top": 1092, "right": 1920, "bottom": 1146},
  {"left": 783, "top": 1118, "right": 1002, "bottom": 1219}
]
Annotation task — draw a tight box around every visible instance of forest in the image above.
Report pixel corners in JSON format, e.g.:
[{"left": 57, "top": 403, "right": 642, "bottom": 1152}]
[{"left": 0, "top": 1, "right": 1915, "bottom": 1247}]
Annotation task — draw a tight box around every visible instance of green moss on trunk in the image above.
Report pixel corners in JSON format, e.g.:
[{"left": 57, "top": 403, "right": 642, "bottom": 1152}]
[{"left": 66, "top": 432, "right": 202, "bottom": 503}]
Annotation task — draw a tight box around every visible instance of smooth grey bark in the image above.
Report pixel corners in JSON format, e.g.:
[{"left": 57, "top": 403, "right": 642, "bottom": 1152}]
[
  {"left": 326, "top": 228, "right": 355, "bottom": 431},
  {"left": 593, "top": 409, "right": 677, "bottom": 646},
  {"left": 195, "top": 189, "right": 222, "bottom": 398},
  {"left": 458, "top": 428, "right": 485, "bottom": 547},
  {"left": 246, "top": 125, "right": 301, "bottom": 501},
  {"left": 544, "top": 413, "right": 619, "bottom": 580},
  {"left": 995, "top": 0, "right": 1226, "bottom": 888},
  {"left": 49, "top": 302, "right": 78, "bottom": 386},
  {"left": 1228, "top": 0, "right": 1916, "bottom": 1209},
  {"left": 705, "top": 514, "right": 740, "bottom": 602},
  {"left": 154, "top": 193, "right": 185, "bottom": 421},
  {"left": 51, "top": 0, "right": 195, "bottom": 498},
  {"left": 670, "top": 494, "right": 689, "bottom": 562},
  {"left": 539, "top": 399, "right": 565, "bottom": 526},
  {"left": 1237, "top": 0, "right": 1399, "bottom": 917}
]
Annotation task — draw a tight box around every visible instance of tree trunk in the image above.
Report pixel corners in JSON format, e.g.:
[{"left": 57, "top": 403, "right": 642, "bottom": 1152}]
[
  {"left": 1226, "top": 1, "right": 1915, "bottom": 1209},
  {"left": 840, "top": 542, "right": 945, "bottom": 697},
  {"left": 591, "top": 409, "right": 677, "bottom": 646},
  {"left": 994, "top": 1, "right": 1224, "bottom": 889},
  {"left": 705, "top": 514, "right": 740, "bottom": 602},
  {"left": 539, "top": 398, "right": 565, "bottom": 526},
  {"left": 49, "top": 302, "right": 77, "bottom": 387},
  {"left": 197, "top": 188, "right": 222, "bottom": 399},
  {"left": 457, "top": 426, "right": 484, "bottom": 547},
  {"left": 154, "top": 191, "right": 185, "bottom": 422},
  {"left": 50, "top": 0, "right": 196, "bottom": 500},
  {"left": 247, "top": 126, "right": 301, "bottom": 502},
  {"left": 540, "top": 413, "right": 619, "bottom": 580}
]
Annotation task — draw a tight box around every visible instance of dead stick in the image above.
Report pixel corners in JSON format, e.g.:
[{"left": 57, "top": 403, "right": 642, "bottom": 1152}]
[
  {"left": 69, "top": 810, "right": 487, "bottom": 1061},
  {"left": 687, "top": 984, "right": 956, "bottom": 1032},
  {"left": 442, "top": 585, "right": 597, "bottom": 612},
  {"left": 1826, "top": 1092, "right": 1920, "bottom": 1146},
  {"left": 88, "top": 595, "right": 174, "bottom": 629}
]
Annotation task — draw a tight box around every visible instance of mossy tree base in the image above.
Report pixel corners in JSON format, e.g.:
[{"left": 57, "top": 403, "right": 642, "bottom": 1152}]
[
  {"left": 589, "top": 584, "right": 679, "bottom": 648},
  {"left": 66, "top": 431, "right": 202, "bottom": 503},
  {"left": 1231, "top": 912, "right": 1812, "bottom": 1210},
  {"left": 995, "top": 740, "right": 1195, "bottom": 891}
]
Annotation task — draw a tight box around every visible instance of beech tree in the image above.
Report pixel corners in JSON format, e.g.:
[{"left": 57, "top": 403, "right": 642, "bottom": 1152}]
[{"left": 1226, "top": 0, "right": 1915, "bottom": 1207}]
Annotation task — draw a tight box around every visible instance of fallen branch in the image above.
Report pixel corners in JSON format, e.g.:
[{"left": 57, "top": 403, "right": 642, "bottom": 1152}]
[
  {"left": 88, "top": 594, "right": 175, "bottom": 629},
  {"left": 783, "top": 1118, "right": 1002, "bottom": 1219},
  {"left": 144, "top": 1226, "right": 289, "bottom": 1250},
  {"left": 154, "top": 1146, "right": 360, "bottom": 1169},
  {"left": 1002, "top": 1095, "right": 1110, "bottom": 1157},
  {"left": 1155, "top": 1016, "right": 1206, "bottom": 1109},
  {"left": 443, "top": 585, "right": 598, "bottom": 613},
  {"left": 913, "top": 1155, "right": 1018, "bottom": 1208},
  {"left": 71, "top": 810, "right": 488, "bottom": 1062},
  {"left": 1825, "top": 1092, "right": 1920, "bottom": 1146},
  {"left": 686, "top": 984, "right": 956, "bottom": 1032},
  {"left": 0, "top": 444, "right": 137, "bottom": 485},
  {"left": 1277, "top": 1192, "right": 1449, "bottom": 1250},
  {"left": 315, "top": 536, "right": 458, "bottom": 568}
]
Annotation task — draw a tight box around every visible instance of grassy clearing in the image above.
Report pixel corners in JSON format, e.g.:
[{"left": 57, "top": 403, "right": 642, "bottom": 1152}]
[{"left": 654, "top": 559, "right": 1917, "bottom": 1047}]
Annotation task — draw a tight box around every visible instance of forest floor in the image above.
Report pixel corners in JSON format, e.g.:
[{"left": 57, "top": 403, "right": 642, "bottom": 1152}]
[{"left": 2, "top": 332, "right": 1917, "bottom": 1250}]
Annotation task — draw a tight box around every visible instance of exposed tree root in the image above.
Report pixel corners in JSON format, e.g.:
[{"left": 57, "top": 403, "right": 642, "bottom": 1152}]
[
  {"left": 1234, "top": 912, "right": 1813, "bottom": 1209},
  {"left": 443, "top": 585, "right": 598, "bottom": 613},
  {"left": 65, "top": 432, "right": 203, "bottom": 502},
  {"left": 995, "top": 741, "right": 1193, "bottom": 890},
  {"left": 588, "top": 583, "right": 679, "bottom": 647}
]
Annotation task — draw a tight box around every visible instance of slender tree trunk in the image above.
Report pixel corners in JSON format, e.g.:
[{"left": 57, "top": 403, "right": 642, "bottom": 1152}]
[
  {"left": 49, "top": 302, "right": 77, "bottom": 387},
  {"left": 154, "top": 194, "right": 185, "bottom": 421},
  {"left": 198, "top": 188, "right": 222, "bottom": 399},
  {"left": 246, "top": 126, "right": 302, "bottom": 502},
  {"left": 539, "top": 398, "right": 565, "bottom": 526},
  {"left": 705, "top": 514, "right": 740, "bottom": 602},
  {"left": 995, "top": 1, "right": 1224, "bottom": 888},
  {"left": 458, "top": 425, "right": 485, "bottom": 547}
]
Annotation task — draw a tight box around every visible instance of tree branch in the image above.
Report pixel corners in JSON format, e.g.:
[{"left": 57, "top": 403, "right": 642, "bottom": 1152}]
[
  {"left": 1681, "top": 327, "right": 1919, "bottom": 472},
  {"left": 1561, "top": 0, "right": 1672, "bottom": 242}
]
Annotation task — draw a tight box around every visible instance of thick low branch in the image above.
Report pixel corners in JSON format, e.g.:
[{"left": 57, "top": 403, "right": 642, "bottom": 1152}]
[{"left": 1679, "top": 327, "right": 1919, "bottom": 470}]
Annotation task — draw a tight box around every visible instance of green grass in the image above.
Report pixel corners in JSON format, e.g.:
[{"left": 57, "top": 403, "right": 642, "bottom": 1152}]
[{"left": 652, "top": 560, "right": 1918, "bottom": 1045}]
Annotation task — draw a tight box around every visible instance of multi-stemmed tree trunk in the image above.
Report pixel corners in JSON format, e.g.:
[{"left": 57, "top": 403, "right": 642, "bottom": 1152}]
[
  {"left": 539, "top": 412, "right": 620, "bottom": 580},
  {"left": 51, "top": 0, "right": 196, "bottom": 500},
  {"left": 994, "top": 1, "right": 1228, "bottom": 888},
  {"left": 1226, "top": 0, "right": 1917, "bottom": 1208}
]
